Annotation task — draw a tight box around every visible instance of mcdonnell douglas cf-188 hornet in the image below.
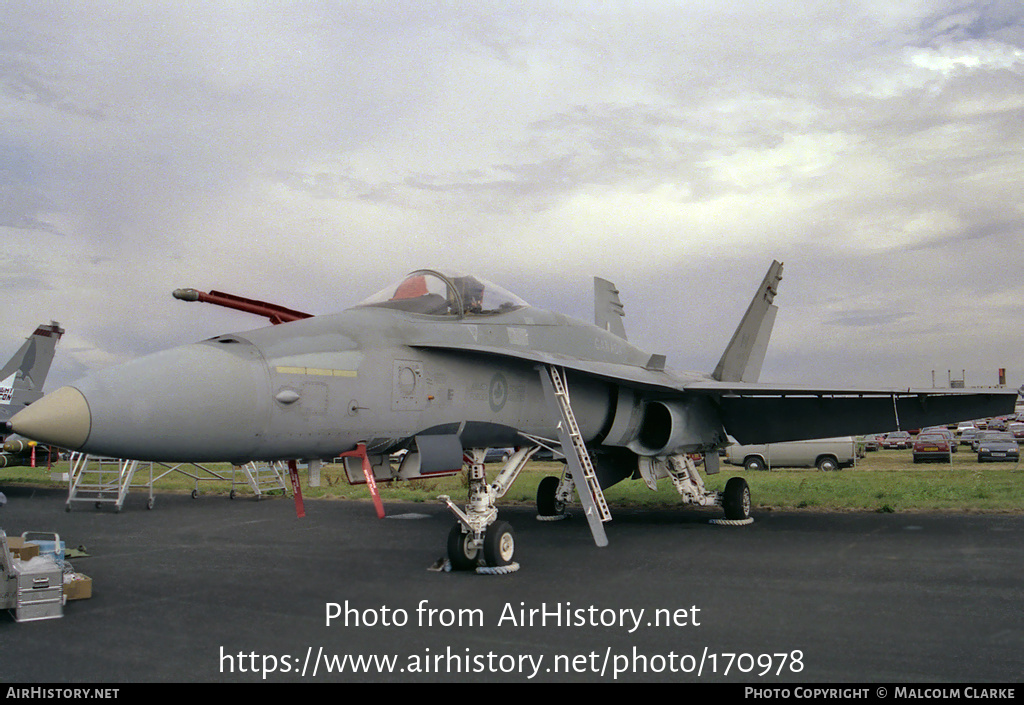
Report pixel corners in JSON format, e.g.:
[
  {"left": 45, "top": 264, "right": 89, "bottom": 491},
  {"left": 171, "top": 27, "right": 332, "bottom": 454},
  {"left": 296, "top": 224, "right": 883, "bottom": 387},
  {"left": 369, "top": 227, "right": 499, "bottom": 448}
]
[{"left": 8, "top": 265, "right": 1016, "bottom": 569}]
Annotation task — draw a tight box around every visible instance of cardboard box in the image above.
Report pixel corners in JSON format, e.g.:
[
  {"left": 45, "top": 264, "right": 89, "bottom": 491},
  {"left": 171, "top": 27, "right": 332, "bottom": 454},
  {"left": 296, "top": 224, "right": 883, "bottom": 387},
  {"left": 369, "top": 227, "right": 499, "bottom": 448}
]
[
  {"left": 6, "top": 538, "right": 39, "bottom": 561},
  {"left": 63, "top": 573, "right": 92, "bottom": 601}
]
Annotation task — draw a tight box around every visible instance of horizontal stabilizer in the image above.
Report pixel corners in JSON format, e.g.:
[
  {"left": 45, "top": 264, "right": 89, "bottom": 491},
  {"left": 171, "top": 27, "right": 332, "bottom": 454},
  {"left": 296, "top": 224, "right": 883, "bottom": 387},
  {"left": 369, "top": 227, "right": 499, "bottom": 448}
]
[{"left": 712, "top": 261, "right": 783, "bottom": 383}]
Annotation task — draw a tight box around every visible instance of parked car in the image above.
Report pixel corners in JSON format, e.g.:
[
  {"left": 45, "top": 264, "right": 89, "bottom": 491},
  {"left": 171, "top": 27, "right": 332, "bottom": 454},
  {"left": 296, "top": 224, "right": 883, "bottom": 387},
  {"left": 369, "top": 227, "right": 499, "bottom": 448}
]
[
  {"left": 1008, "top": 422, "right": 1024, "bottom": 440},
  {"left": 724, "top": 437, "right": 857, "bottom": 471},
  {"left": 912, "top": 432, "right": 953, "bottom": 463},
  {"left": 956, "top": 421, "right": 976, "bottom": 435},
  {"left": 921, "top": 427, "right": 957, "bottom": 452},
  {"left": 880, "top": 431, "right": 912, "bottom": 449},
  {"left": 976, "top": 431, "right": 1020, "bottom": 463},
  {"left": 970, "top": 430, "right": 1009, "bottom": 452},
  {"left": 859, "top": 434, "right": 881, "bottom": 452},
  {"left": 483, "top": 447, "right": 513, "bottom": 463},
  {"left": 959, "top": 428, "right": 980, "bottom": 447}
]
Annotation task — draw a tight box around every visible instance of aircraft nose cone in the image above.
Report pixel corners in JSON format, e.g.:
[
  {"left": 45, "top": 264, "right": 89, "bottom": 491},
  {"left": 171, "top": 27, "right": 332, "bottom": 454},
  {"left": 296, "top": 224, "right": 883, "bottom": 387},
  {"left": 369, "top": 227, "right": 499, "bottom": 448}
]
[
  {"left": 16, "top": 339, "right": 271, "bottom": 462},
  {"left": 9, "top": 386, "right": 92, "bottom": 450}
]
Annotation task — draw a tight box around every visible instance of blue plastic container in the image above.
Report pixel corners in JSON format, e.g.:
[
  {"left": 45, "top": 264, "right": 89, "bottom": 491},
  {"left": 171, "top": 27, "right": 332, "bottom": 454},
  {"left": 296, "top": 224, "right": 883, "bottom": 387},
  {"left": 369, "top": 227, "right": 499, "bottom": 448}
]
[{"left": 23, "top": 532, "right": 65, "bottom": 570}]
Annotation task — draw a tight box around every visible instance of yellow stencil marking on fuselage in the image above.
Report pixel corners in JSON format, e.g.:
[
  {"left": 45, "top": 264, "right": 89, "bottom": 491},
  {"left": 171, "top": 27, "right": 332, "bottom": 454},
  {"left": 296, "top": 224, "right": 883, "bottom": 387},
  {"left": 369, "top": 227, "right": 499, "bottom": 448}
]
[{"left": 275, "top": 366, "right": 357, "bottom": 377}]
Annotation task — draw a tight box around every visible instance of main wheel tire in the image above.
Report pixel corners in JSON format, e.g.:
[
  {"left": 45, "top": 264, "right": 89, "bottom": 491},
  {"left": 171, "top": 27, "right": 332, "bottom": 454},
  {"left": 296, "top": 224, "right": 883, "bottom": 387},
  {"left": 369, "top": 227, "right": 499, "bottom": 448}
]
[
  {"left": 536, "top": 476, "right": 565, "bottom": 516},
  {"left": 447, "top": 523, "right": 479, "bottom": 571},
  {"left": 483, "top": 520, "right": 516, "bottom": 567},
  {"left": 722, "top": 477, "right": 752, "bottom": 520}
]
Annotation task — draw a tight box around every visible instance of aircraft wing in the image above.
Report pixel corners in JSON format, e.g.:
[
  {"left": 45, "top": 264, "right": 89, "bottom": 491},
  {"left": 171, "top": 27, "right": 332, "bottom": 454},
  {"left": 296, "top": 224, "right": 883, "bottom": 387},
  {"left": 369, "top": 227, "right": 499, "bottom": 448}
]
[
  {"left": 411, "top": 340, "right": 1018, "bottom": 444},
  {"left": 683, "top": 379, "right": 1018, "bottom": 443}
]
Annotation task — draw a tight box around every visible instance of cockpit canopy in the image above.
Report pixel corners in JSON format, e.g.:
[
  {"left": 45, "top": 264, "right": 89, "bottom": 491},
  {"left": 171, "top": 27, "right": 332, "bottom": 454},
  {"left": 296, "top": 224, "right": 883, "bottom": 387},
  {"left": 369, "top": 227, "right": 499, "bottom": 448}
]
[{"left": 354, "top": 269, "right": 529, "bottom": 317}]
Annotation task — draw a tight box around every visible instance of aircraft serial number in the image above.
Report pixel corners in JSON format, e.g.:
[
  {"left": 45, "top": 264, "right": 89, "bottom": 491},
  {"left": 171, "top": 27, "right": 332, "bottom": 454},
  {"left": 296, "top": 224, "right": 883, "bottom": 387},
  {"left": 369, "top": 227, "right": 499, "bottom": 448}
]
[{"left": 593, "top": 337, "right": 624, "bottom": 356}]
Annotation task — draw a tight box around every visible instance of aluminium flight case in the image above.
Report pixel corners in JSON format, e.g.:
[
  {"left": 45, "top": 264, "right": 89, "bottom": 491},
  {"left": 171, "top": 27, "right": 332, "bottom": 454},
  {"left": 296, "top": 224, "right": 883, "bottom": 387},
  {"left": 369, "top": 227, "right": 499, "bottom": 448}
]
[{"left": 1, "top": 529, "right": 64, "bottom": 622}]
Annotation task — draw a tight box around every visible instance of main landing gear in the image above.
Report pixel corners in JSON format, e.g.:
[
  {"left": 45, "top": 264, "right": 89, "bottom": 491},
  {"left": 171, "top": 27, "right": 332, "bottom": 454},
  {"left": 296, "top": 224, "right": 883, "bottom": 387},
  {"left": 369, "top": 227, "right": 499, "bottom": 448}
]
[
  {"left": 535, "top": 474, "right": 572, "bottom": 519},
  {"left": 634, "top": 453, "right": 754, "bottom": 525},
  {"left": 536, "top": 461, "right": 753, "bottom": 524},
  {"left": 721, "top": 476, "right": 752, "bottom": 521}
]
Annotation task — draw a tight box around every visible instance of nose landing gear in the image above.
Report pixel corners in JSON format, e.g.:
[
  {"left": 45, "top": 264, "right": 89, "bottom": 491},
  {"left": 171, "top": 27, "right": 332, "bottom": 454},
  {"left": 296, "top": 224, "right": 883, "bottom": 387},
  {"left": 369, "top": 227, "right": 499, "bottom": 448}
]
[{"left": 438, "top": 448, "right": 535, "bottom": 574}]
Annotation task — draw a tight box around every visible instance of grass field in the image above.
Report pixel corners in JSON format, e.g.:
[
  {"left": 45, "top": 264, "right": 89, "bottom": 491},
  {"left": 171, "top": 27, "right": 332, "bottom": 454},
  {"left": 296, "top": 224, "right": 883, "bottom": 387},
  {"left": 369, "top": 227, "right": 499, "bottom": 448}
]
[{"left": 3, "top": 449, "right": 1022, "bottom": 513}]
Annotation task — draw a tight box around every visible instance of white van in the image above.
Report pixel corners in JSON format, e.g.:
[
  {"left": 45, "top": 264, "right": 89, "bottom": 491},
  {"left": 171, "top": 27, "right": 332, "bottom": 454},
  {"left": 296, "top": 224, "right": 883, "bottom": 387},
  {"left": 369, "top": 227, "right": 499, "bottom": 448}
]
[{"left": 724, "top": 437, "right": 857, "bottom": 472}]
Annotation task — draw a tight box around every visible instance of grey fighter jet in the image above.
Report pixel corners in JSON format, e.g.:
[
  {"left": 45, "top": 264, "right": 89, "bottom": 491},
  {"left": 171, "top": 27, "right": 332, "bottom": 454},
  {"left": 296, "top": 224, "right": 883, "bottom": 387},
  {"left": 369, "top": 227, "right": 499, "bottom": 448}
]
[
  {"left": 7, "top": 266, "right": 1016, "bottom": 569},
  {"left": 1, "top": 322, "right": 64, "bottom": 468},
  {"left": 1, "top": 321, "right": 64, "bottom": 431}
]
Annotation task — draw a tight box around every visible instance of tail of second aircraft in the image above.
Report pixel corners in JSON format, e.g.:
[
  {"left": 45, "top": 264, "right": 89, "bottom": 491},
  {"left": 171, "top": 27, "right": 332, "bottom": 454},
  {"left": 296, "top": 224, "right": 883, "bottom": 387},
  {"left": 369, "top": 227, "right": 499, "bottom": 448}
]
[
  {"left": 1, "top": 322, "right": 64, "bottom": 426},
  {"left": 711, "top": 261, "right": 783, "bottom": 383}
]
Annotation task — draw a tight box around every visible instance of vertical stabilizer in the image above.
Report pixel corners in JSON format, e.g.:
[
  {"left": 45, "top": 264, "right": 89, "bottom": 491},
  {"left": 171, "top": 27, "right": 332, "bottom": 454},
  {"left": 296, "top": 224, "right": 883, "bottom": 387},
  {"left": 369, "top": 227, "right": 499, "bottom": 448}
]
[
  {"left": 594, "top": 277, "right": 627, "bottom": 340},
  {"left": 712, "top": 262, "right": 783, "bottom": 383},
  {"left": 0, "top": 322, "right": 64, "bottom": 425}
]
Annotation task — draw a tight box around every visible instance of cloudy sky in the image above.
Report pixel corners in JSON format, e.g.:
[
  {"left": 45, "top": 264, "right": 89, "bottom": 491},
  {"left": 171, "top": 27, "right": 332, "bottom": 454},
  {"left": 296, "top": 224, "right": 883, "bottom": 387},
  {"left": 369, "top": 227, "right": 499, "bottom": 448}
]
[{"left": 2, "top": 1, "right": 1022, "bottom": 392}]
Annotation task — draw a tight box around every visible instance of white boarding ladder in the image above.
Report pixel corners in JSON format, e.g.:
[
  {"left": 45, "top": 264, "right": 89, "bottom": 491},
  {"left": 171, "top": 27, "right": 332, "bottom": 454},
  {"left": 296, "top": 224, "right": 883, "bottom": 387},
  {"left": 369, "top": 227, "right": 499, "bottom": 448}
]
[
  {"left": 539, "top": 365, "right": 611, "bottom": 546},
  {"left": 233, "top": 462, "right": 288, "bottom": 499},
  {"left": 66, "top": 453, "right": 142, "bottom": 512}
]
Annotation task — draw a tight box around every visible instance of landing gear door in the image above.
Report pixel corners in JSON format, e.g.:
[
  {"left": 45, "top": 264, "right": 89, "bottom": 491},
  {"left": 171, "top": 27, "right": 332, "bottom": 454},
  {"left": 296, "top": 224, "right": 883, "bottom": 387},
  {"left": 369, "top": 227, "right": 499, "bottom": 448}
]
[
  {"left": 397, "top": 434, "right": 464, "bottom": 479},
  {"left": 704, "top": 452, "right": 720, "bottom": 474},
  {"left": 342, "top": 454, "right": 393, "bottom": 484}
]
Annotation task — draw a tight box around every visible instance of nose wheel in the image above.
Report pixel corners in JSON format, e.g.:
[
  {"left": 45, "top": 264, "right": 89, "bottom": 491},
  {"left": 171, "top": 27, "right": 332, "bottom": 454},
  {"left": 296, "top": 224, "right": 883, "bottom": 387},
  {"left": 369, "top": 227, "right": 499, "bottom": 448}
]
[
  {"left": 439, "top": 449, "right": 531, "bottom": 575},
  {"left": 442, "top": 513, "right": 520, "bottom": 574},
  {"left": 447, "top": 522, "right": 480, "bottom": 571},
  {"left": 483, "top": 520, "right": 515, "bottom": 567},
  {"left": 446, "top": 520, "right": 516, "bottom": 570}
]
